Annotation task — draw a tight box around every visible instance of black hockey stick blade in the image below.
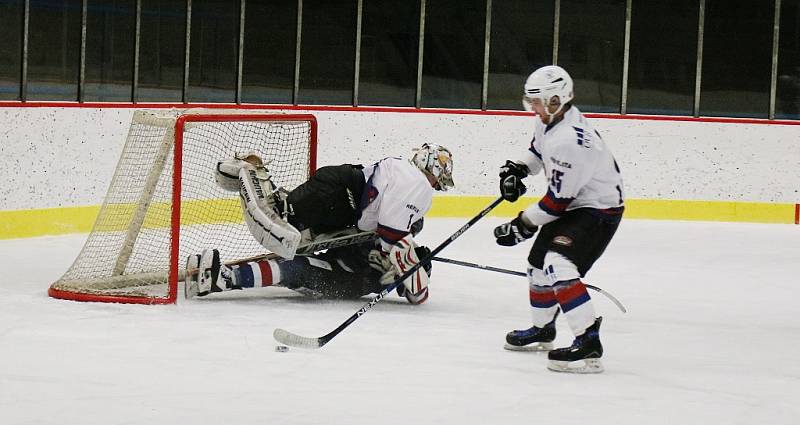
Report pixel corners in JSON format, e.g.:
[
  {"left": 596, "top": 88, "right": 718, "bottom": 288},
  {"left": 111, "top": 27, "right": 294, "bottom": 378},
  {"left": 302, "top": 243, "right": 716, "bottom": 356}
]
[
  {"left": 431, "top": 256, "right": 627, "bottom": 313},
  {"left": 271, "top": 197, "right": 505, "bottom": 349}
]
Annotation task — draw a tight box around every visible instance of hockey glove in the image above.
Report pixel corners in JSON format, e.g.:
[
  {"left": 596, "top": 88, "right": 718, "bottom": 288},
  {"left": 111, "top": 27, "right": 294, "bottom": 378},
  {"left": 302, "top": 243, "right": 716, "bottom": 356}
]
[
  {"left": 499, "top": 160, "right": 529, "bottom": 202},
  {"left": 414, "top": 246, "right": 433, "bottom": 276},
  {"left": 494, "top": 212, "right": 538, "bottom": 247}
]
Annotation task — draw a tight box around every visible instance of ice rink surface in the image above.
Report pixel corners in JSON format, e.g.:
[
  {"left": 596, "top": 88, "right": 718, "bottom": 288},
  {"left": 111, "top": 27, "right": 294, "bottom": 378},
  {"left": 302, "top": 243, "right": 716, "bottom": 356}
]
[{"left": 1, "top": 217, "right": 798, "bottom": 425}]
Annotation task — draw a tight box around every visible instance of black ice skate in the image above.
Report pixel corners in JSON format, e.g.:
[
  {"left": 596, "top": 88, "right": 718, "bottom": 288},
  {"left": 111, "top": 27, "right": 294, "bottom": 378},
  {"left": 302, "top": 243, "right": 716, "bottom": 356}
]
[
  {"left": 504, "top": 311, "right": 558, "bottom": 352},
  {"left": 547, "top": 317, "right": 604, "bottom": 374}
]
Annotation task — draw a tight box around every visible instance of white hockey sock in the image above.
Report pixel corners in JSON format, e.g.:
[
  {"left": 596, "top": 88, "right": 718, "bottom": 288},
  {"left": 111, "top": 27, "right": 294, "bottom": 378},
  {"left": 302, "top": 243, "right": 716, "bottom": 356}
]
[{"left": 528, "top": 266, "right": 559, "bottom": 327}]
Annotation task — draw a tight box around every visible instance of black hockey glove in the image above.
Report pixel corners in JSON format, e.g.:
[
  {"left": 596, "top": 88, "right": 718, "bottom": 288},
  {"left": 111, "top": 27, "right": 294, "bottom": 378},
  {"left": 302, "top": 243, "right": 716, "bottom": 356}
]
[
  {"left": 494, "top": 212, "right": 538, "bottom": 247},
  {"left": 414, "top": 246, "right": 433, "bottom": 276},
  {"left": 499, "top": 160, "right": 529, "bottom": 202}
]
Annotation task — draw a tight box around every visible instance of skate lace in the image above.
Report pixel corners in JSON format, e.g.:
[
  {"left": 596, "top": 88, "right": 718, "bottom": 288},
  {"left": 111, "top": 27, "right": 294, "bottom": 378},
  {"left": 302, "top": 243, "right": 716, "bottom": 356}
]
[{"left": 220, "top": 267, "right": 235, "bottom": 285}]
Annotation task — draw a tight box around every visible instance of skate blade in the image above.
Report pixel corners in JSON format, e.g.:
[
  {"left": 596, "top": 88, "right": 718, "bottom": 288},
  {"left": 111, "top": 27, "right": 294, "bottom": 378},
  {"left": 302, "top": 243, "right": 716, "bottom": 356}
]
[
  {"left": 547, "top": 358, "right": 604, "bottom": 374},
  {"left": 503, "top": 342, "right": 554, "bottom": 352}
]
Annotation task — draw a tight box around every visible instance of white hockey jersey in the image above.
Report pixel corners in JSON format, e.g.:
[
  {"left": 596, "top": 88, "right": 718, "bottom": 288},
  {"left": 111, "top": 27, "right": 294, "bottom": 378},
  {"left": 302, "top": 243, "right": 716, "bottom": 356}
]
[
  {"left": 358, "top": 157, "right": 433, "bottom": 250},
  {"left": 517, "top": 106, "right": 625, "bottom": 226}
]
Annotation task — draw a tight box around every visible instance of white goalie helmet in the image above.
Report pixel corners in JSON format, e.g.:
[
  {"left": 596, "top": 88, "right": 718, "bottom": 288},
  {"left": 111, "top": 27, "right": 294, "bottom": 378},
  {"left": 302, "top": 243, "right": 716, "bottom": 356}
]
[
  {"left": 411, "top": 143, "right": 454, "bottom": 191},
  {"left": 522, "top": 65, "right": 574, "bottom": 116}
]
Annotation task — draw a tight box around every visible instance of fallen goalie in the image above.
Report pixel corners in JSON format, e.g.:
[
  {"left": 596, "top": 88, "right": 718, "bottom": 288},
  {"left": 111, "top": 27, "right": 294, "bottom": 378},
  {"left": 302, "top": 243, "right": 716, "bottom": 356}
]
[{"left": 186, "top": 143, "right": 455, "bottom": 304}]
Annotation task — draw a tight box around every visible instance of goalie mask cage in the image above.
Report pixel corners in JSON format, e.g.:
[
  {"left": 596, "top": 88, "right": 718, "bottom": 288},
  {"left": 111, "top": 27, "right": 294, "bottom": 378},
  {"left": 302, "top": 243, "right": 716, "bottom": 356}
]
[{"left": 49, "top": 110, "right": 317, "bottom": 304}]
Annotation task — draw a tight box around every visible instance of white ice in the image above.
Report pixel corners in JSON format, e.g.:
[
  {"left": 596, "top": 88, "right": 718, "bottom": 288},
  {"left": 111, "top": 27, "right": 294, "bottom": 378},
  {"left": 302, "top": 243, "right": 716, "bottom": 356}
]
[{"left": 1, "top": 217, "right": 798, "bottom": 425}]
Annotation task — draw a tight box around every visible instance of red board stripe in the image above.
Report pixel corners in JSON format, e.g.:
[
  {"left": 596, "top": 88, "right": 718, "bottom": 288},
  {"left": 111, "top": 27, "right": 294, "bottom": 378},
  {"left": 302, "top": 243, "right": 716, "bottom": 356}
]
[{"left": 3, "top": 101, "right": 800, "bottom": 125}]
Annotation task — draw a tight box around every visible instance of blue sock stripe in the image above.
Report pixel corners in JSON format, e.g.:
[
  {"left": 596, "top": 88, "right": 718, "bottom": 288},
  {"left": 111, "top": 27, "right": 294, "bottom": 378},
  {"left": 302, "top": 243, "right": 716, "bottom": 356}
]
[
  {"left": 560, "top": 291, "right": 591, "bottom": 313},
  {"left": 236, "top": 264, "right": 255, "bottom": 288},
  {"left": 530, "top": 299, "right": 558, "bottom": 308}
]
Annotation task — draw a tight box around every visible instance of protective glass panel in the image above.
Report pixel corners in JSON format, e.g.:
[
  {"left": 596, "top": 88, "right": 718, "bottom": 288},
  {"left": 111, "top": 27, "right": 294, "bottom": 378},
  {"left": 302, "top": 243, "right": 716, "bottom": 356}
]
[
  {"left": 421, "top": 0, "right": 485, "bottom": 109},
  {"left": 84, "top": 0, "right": 136, "bottom": 102},
  {"left": 627, "top": 0, "right": 698, "bottom": 116},
  {"left": 557, "top": 0, "right": 625, "bottom": 113},
  {"left": 241, "top": 0, "right": 297, "bottom": 104},
  {"left": 27, "top": 0, "right": 82, "bottom": 101},
  {"left": 297, "top": 0, "right": 357, "bottom": 105},
  {"left": 358, "top": 0, "right": 420, "bottom": 107},
  {"left": 0, "top": 0, "right": 23, "bottom": 100},
  {"left": 186, "top": 0, "right": 238, "bottom": 103},
  {"left": 137, "top": 0, "right": 186, "bottom": 102},
  {"left": 776, "top": 0, "right": 800, "bottom": 119},
  {"left": 699, "top": 0, "right": 774, "bottom": 118},
  {"left": 487, "top": 0, "right": 555, "bottom": 110}
]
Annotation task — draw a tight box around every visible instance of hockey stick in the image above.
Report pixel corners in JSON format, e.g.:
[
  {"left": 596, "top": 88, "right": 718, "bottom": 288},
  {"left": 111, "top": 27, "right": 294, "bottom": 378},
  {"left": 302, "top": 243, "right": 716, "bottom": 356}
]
[
  {"left": 431, "top": 256, "right": 627, "bottom": 313},
  {"left": 273, "top": 196, "right": 506, "bottom": 349},
  {"left": 182, "top": 230, "right": 377, "bottom": 281}
]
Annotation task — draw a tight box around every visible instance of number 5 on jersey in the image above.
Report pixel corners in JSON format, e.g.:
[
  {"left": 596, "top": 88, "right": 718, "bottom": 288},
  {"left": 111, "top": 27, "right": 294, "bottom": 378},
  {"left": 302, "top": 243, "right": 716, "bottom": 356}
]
[{"left": 550, "top": 169, "right": 564, "bottom": 193}]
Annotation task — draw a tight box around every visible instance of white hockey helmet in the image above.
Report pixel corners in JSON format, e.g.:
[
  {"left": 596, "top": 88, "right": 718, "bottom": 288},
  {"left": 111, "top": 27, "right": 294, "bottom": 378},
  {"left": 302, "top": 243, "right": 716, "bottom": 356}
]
[
  {"left": 522, "top": 65, "right": 574, "bottom": 116},
  {"left": 411, "top": 143, "right": 454, "bottom": 191}
]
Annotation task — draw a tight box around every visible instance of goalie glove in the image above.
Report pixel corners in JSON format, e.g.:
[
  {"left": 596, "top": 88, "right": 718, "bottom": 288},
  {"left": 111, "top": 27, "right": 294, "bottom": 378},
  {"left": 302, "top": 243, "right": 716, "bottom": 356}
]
[
  {"left": 215, "top": 151, "right": 268, "bottom": 192},
  {"left": 499, "top": 160, "right": 529, "bottom": 202},
  {"left": 368, "top": 236, "right": 431, "bottom": 304},
  {"left": 494, "top": 212, "right": 538, "bottom": 247}
]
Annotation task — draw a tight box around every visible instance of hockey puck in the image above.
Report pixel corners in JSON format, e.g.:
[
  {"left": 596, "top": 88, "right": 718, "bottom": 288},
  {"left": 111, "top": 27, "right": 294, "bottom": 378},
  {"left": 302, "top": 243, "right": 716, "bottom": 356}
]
[{"left": 275, "top": 345, "right": 290, "bottom": 353}]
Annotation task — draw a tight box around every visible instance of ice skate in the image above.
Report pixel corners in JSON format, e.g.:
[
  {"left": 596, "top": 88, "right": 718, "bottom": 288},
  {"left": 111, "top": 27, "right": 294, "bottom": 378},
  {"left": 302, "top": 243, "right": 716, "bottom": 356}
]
[
  {"left": 184, "top": 249, "right": 239, "bottom": 299},
  {"left": 504, "top": 313, "right": 557, "bottom": 352},
  {"left": 547, "top": 317, "right": 604, "bottom": 374},
  {"left": 184, "top": 253, "right": 202, "bottom": 299}
]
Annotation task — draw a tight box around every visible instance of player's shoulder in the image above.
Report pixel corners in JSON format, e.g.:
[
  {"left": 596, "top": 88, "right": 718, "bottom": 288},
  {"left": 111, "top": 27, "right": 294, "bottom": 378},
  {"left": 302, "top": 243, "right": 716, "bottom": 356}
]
[
  {"left": 378, "top": 157, "right": 429, "bottom": 185},
  {"left": 549, "top": 108, "right": 604, "bottom": 155}
]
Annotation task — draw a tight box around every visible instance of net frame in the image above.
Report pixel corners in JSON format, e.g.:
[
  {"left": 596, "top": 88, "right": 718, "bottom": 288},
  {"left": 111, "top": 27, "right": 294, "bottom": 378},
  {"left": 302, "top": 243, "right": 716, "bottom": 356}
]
[{"left": 49, "top": 111, "right": 317, "bottom": 304}]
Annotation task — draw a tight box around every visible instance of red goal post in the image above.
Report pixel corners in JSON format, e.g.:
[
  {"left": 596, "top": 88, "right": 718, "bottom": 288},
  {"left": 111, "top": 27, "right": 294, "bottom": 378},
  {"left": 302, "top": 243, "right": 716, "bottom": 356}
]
[{"left": 49, "top": 110, "right": 318, "bottom": 304}]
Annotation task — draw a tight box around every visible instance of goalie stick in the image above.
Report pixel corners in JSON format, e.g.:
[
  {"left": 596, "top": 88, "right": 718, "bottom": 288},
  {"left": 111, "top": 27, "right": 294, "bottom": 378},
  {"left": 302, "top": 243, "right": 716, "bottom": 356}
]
[
  {"left": 430, "top": 256, "right": 627, "bottom": 313},
  {"left": 182, "top": 230, "right": 377, "bottom": 280},
  {"left": 273, "top": 196, "right": 505, "bottom": 349}
]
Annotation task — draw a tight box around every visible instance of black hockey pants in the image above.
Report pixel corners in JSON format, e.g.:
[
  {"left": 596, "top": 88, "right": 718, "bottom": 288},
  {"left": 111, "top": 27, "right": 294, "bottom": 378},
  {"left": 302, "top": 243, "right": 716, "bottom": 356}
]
[{"left": 286, "top": 164, "right": 366, "bottom": 234}]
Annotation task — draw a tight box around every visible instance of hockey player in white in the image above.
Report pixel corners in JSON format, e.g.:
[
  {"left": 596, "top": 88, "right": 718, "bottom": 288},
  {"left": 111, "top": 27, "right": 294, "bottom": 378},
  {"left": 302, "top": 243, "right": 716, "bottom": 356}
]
[
  {"left": 494, "top": 65, "right": 624, "bottom": 373},
  {"left": 186, "top": 143, "right": 454, "bottom": 305}
]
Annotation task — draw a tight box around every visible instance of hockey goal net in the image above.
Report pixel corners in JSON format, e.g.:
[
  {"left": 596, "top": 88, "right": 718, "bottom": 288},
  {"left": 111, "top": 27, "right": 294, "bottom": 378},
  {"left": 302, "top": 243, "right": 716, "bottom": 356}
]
[{"left": 49, "top": 110, "right": 317, "bottom": 304}]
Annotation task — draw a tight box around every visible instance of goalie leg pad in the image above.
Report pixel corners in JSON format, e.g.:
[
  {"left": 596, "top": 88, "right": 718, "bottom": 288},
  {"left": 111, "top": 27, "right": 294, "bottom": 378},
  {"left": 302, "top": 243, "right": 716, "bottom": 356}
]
[{"left": 238, "top": 163, "right": 301, "bottom": 259}]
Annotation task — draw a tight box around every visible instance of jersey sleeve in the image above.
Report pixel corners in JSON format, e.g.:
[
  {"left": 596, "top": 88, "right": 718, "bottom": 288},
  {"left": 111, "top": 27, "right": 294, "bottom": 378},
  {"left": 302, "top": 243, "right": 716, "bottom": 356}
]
[
  {"left": 522, "top": 136, "right": 597, "bottom": 226},
  {"left": 519, "top": 136, "right": 544, "bottom": 176}
]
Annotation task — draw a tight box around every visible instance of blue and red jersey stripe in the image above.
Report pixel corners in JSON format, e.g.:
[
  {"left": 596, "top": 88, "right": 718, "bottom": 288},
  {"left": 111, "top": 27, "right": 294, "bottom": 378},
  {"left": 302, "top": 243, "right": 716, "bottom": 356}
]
[{"left": 538, "top": 189, "right": 573, "bottom": 216}]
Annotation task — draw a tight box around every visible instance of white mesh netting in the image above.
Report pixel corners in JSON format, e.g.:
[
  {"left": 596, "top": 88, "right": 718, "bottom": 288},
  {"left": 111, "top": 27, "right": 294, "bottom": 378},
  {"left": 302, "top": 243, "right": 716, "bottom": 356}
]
[{"left": 50, "top": 110, "right": 315, "bottom": 303}]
